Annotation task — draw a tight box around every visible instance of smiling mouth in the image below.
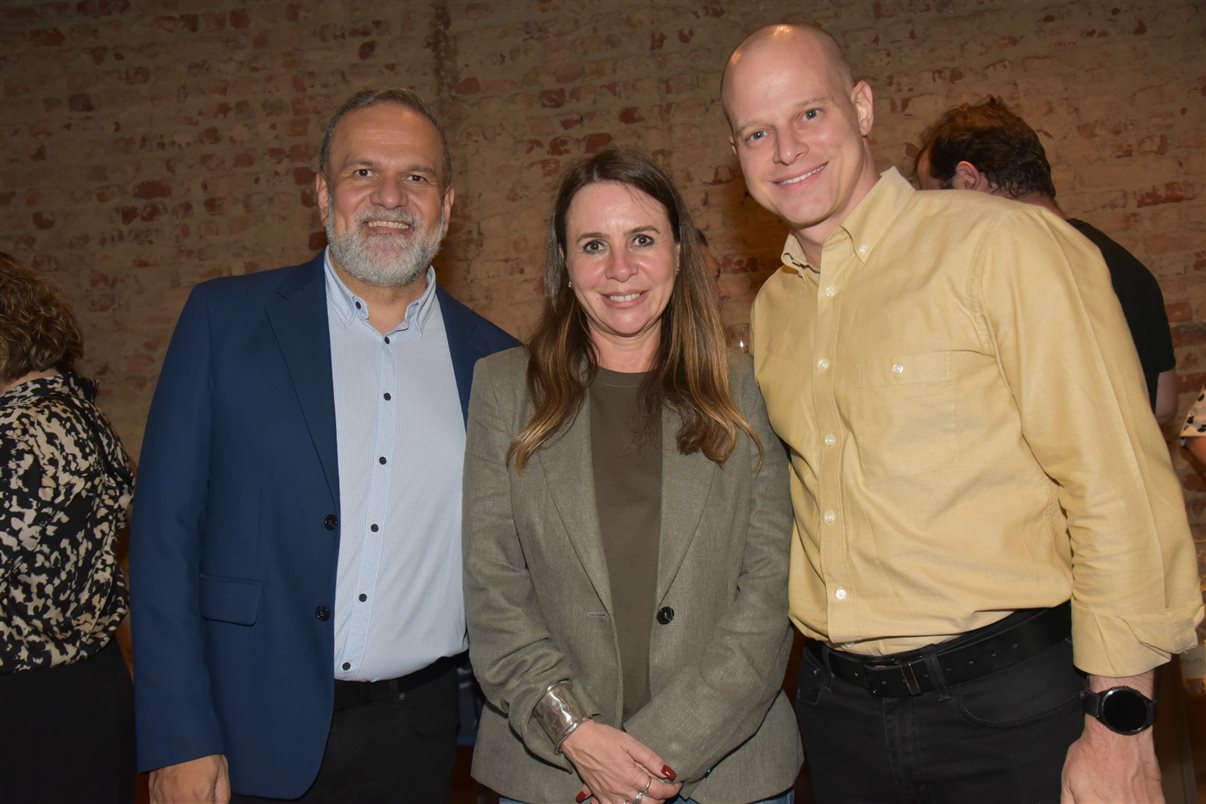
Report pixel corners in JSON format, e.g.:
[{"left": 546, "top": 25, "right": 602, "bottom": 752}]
[
  {"left": 365, "top": 220, "right": 412, "bottom": 231},
  {"left": 776, "top": 164, "right": 826, "bottom": 185},
  {"left": 606, "top": 292, "right": 642, "bottom": 303}
]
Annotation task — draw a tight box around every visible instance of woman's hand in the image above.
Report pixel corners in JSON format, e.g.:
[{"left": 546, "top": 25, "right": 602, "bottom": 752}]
[{"left": 561, "top": 720, "right": 682, "bottom": 803}]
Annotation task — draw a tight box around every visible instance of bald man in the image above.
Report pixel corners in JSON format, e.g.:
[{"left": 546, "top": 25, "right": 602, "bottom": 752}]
[{"left": 722, "top": 23, "right": 1200, "bottom": 803}]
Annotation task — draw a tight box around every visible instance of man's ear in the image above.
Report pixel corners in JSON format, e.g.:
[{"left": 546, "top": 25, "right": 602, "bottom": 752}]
[
  {"left": 442, "top": 185, "right": 455, "bottom": 221},
  {"left": 851, "top": 80, "right": 874, "bottom": 136},
  {"left": 315, "top": 172, "right": 330, "bottom": 225},
  {"left": 952, "top": 160, "right": 990, "bottom": 192}
]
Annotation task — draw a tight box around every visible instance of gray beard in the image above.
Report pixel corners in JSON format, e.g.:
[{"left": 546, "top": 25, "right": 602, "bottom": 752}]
[{"left": 325, "top": 204, "right": 446, "bottom": 289}]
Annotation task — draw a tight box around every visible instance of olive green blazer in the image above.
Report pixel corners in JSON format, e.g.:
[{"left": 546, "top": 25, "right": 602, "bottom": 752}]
[{"left": 464, "top": 347, "right": 802, "bottom": 802}]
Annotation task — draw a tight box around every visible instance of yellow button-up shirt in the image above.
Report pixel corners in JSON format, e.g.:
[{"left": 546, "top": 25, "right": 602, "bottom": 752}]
[{"left": 751, "top": 168, "right": 1202, "bottom": 677}]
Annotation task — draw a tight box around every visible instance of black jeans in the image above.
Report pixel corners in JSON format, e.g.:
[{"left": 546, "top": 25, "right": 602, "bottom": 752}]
[
  {"left": 232, "top": 661, "right": 459, "bottom": 803},
  {"left": 796, "top": 636, "right": 1085, "bottom": 803}
]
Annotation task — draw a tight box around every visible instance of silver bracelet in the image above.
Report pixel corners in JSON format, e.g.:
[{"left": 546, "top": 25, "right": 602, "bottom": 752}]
[{"left": 533, "top": 680, "right": 590, "bottom": 752}]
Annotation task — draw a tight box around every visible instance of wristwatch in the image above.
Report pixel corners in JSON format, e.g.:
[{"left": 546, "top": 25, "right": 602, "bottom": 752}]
[{"left": 1081, "top": 686, "right": 1157, "bottom": 734}]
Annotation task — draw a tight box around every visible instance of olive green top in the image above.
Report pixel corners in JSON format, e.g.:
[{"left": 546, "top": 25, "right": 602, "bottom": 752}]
[{"left": 589, "top": 367, "right": 660, "bottom": 720}]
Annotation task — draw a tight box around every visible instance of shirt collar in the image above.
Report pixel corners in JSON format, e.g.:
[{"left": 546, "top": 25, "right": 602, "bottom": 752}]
[
  {"left": 1, "top": 371, "right": 95, "bottom": 406},
  {"left": 323, "top": 249, "right": 439, "bottom": 335},
  {"left": 780, "top": 167, "right": 915, "bottom": 276}
]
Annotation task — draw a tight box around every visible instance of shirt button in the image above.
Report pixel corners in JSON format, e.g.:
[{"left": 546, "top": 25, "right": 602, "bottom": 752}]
[
  {"left": 817, "top": 358, "right": 830, "bottom": 370},
  {"left": 342, "top": 661, "right": 351, "bottom": 671},
  {"left": 383, "top": 336, "right": 391, "bottom": 344},
  {"left": 370, "top": 524, "right": 379, "bottom": 532},
  {"left": 358, "top": 593, "right": 367, "bottom": 602},
  {"left": 656, "top": 607, "right": 675, "bottom": 625},
  {"left": 378, "top": 456, "right": 387, "bottom": 465},
  {"left": 383, "top": 392, "right": 392, "bottom": 401},
  {"left": 824, "top": 286, "right": 836, "bottom": 297},
  {"left": 314, "top": 606, "right": 330, "bottom": 622},
  {"left": 823, "top": 434, "right": 836, "bottom": 446},
  {"left": 323, "top": 514, "right": 338, "bottom": 531},
  {"left": 824, "top": 510, "right": 836, "bottom": 524},
  {"left": 858, "top": 244, "right": 868, "bottom": 254},
  {"left": 835, "top": 587, "right": 848, "bottom": 601},
  {"left": 891, "top": 362, "right": 905, "bottom": 375}
]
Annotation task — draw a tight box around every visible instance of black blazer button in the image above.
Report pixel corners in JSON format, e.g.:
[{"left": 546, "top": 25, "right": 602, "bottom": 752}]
[
  {"left": 656, "top": 606, "right": 675, "bottom": 625},
  {"left": 323, "top": 514, "right": 338, "bottom": 531},
  {"left": 315, "top": 606, "right": 330, "bottom": 622}
]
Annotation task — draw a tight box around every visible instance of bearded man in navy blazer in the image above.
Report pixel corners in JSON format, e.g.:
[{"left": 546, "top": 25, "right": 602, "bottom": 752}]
[{"left": 131, "top": 88, "right": 516, "bottom": 803}]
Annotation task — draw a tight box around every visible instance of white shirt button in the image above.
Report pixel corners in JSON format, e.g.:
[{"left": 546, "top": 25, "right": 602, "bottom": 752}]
[
  {"left": 824, "top": 433, "right": 837, "bottom": 446},
  {"left": 824, "top": 286, "right": 836, "bottom": 297},
  {"left": 824, "top": 510, "right": 836, "bottom": 524},
  {"left": 858, "top": 244, "right": 869, "bottom": 254},
  {"left": 817, "top": 358, "right": 830, "bottom": 370},
  {"left": 891, "top": 362, "right": 905, "bottom": 375},
  {"left": 835, "top": 587, "right": 848, "bottom": 600}
]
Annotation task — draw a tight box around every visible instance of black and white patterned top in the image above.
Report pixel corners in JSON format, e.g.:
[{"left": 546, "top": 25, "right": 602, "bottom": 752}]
[
  {"left": 1182, "top": 386, "right": 1206, "bottom": 443},
  {"left": 1, "top": 372, "right": 133, "bottom": 673}
]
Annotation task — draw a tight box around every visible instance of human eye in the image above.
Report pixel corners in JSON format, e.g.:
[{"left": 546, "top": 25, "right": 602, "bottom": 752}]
[
  {"left": 352, "top": 168, "right": 373, "bottom": 178},
  {"left": 581, "top": 239, "right": 606, "bottom": 254},
  {"left": 405, "top": 173, "right": 432, "bottom": 184},
  {"left": 632, "top": 233, "right": 655, "bottom": 248},
  {"left": 744, "top": 129, "right": 767, "bottom": 145},
  {"left": 802, "top": 107, "right": 821, "bottom": 121}
]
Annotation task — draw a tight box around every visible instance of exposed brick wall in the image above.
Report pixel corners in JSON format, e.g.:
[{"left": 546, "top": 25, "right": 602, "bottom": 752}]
[{"left": 3, "top": 0, "right": 1204, "bottom": 582}]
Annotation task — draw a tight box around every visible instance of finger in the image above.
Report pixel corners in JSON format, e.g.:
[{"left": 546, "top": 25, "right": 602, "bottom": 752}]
[
  {"left": 575, "top": 785, "right": 591, "bottom": 803},
  {"left": 647, "top": 778, "right": 683, "bottom": 800},
  {"left": 631, "top": 751, "right": 677, "bottom": 783}
]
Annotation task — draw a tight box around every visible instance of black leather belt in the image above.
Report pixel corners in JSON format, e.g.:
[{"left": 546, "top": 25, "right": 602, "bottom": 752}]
[
  {"left": 333, "top": 654, "right": 457, "bottom": 710},
  {"left": 808, "top": 602, "right": 1071, "bottom": 698}
]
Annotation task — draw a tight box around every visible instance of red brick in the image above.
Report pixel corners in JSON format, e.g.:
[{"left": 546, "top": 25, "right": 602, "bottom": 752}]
[
  {"left": 76, "top": 0, "right": 131, "bottom": 16},
  {"left": 1137, "top": 182, "right": 1196, "bottom": 207},
  {"left": 618, "top": 107, "right": 643, "bottom": 124},
  {"left": 133, "top": 180, "right": 171, "bottom": 199},
  {"left": 540, "top": 88, "right": 565, "bottom": 108},
  {"left": 30, "top": 28, "right": 65, "bottom": 46},
  {"left": 583, "top": 132, "right": 613, "bottom": 154},
  {"left": 1168, "top": 302, "right": 1193, "bottom": 323}
]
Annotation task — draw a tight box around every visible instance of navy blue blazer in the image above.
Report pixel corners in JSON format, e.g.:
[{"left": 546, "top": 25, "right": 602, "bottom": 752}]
[{"left": 130, "top": 254, "right": 517, "bottom": 797}]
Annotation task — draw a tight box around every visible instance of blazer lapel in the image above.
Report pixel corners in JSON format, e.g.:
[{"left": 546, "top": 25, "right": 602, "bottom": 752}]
[
  {"left": 535, "top": 405, "right": 613, "bottom": 614},
  {"left": 265, "top": 257, "right": 340, "bottom": 506},
  {"left": 436, "top": 285, "right": 479, "bottom": 426},
  {"left": 656, "top": 409, "right": 717, "bottom": 602}
]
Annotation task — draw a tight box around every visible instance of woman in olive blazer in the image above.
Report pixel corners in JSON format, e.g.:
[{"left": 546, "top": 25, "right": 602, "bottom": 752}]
[{"left": 463, "top": 149, "right": 801, "bottom": 804}]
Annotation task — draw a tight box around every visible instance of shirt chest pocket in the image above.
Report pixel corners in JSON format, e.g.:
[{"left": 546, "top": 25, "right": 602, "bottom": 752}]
[{"left": 848, "top": 351, "right": 960, "bottom": 478}]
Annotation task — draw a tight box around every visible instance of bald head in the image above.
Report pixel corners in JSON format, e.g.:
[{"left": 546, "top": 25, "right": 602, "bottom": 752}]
[
  {"left": 722, "top": 23, "right": 854, "bottom": 126},
  {"left": 719, "top": 21, "right": 878, "bottom": 261}
]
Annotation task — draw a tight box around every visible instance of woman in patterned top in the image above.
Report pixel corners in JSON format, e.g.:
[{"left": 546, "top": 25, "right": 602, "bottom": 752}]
[
  {"left": 0, "top": 252, "right": 135, "bottom": 803},
  {"left": 1181, "top": 385, "right": 1206, "bottom": 466}
]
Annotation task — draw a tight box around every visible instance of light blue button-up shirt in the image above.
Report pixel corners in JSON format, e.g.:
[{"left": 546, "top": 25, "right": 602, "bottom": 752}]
[{"left": 324, "top": 253, "right": 467, "bottom": 681}]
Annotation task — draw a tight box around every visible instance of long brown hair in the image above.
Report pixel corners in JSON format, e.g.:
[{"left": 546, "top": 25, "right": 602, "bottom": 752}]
[{"left": 507, "top": 148, "right": 760, "bottom": 470}]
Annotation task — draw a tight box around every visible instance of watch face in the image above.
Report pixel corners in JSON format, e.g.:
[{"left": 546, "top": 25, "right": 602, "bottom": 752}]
[{"left": 1101, "top": 688, "right": 1151, "bottom": 733}]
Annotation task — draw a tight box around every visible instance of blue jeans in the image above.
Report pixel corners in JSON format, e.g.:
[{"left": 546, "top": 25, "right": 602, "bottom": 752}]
[{"left": 501, "top": 791, "right": 794, "bottom": 804}]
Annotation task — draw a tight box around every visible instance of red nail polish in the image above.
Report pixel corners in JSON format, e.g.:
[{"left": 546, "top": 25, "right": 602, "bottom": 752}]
[
  {"left": 661, "top": 764, "right": 677, "bottom": 781},
  {"left": 575, "top": 791, "right": 587, "bottom": 803}
]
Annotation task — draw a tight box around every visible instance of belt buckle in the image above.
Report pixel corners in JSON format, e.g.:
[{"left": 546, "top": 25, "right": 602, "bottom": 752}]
[{"left": 895, "top": 657, "right": 923, "bottom": 696}]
